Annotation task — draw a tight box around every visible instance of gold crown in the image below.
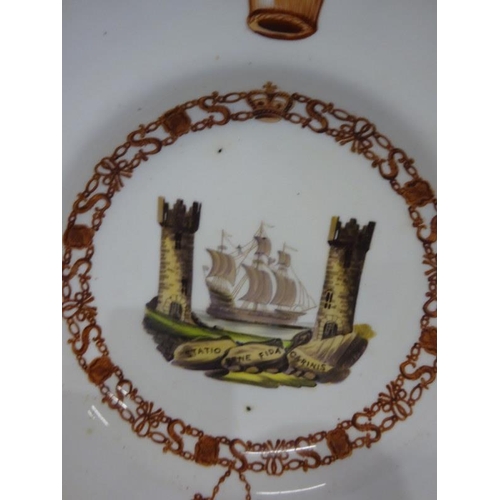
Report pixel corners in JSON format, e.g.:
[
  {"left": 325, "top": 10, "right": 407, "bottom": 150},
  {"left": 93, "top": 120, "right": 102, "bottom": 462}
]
[{"left": 246, "top": 82, "right": 293, "bottom": 122}]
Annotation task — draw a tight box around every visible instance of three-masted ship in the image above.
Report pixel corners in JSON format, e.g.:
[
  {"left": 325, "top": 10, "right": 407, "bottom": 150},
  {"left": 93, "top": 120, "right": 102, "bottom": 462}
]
[{"left": 204, "top": 223, "right": 316, "bottom": 327}]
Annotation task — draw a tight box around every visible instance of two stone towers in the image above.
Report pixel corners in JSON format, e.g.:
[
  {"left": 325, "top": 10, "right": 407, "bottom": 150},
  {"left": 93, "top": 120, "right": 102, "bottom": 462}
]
[{"left": 155, "top": 197, "right": 374, "bottom": 337}]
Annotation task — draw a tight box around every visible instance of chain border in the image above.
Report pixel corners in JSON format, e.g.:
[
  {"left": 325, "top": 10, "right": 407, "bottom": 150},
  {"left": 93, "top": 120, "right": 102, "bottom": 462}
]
[{"left": 62, "top": 84, "right": 436, "bottom": 486}]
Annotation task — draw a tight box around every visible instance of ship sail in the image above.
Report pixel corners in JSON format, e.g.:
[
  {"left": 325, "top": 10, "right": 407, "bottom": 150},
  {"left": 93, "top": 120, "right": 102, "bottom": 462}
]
[
  {"left": 240, "top": 264, "right": 273, "bottom": 304},
  {"left": 254, "top": 236, "right": 271, "bottom": 257},
  {"left": 206, "top": 249, "right": 237, "bottom": 285},
  {"left": 205, "top": 223, "right": 317, "bottom": 326},
  {"left": 277, "top": 250, "right": 291, "bottom": 268},
  {"left": 271, "top": 271, "right": 297, "bottom": 307}
]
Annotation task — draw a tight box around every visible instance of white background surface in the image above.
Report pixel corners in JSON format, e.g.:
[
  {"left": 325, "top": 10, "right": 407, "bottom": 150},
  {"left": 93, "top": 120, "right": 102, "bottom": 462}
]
[{"left": 62, "top": 1, "right": 437, "bottom": 499}]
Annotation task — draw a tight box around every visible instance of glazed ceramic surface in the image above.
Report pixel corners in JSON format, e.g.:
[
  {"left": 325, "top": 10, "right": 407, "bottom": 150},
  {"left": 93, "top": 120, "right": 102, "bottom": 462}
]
[{"left": 62, "top": 1, "right": 436, "bottom": 499}]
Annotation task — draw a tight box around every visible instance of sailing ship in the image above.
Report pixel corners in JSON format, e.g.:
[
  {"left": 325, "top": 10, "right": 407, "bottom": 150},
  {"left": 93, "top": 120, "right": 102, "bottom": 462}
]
[{"left": 204, "top": 223, "right": 317, "bottom": 327}]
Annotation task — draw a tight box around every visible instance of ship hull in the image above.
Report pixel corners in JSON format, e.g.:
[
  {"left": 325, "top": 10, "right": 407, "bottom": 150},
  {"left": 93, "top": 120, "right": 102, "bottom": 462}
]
[{"left": 206, "top": 304, "right": 306, "bottom": 328}]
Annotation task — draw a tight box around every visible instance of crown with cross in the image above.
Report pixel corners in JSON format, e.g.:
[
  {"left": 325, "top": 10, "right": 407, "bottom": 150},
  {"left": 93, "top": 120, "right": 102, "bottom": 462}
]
[{"left": 246, "top": 82, "right": 293, "bottom": 122}]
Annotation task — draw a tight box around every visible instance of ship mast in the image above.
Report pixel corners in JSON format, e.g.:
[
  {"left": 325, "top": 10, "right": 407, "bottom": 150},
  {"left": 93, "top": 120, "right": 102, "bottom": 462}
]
[
  {"left": 253, "top": 222, "right": 264, "bottom": 311},
  {"left": 238, "top": 221, "right": 275, "bottom": 312},
  {"left": 218, "top": 229, "right": 228, "bottom": 252}
]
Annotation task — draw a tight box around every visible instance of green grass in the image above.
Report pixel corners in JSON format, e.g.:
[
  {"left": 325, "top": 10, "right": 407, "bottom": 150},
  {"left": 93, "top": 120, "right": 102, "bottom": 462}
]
[
  {"left": 354, "top": 324, "right": 376, "bottom": 340},
  {"left": 145, "top": 308, "right": 293, "bottom": 348}
]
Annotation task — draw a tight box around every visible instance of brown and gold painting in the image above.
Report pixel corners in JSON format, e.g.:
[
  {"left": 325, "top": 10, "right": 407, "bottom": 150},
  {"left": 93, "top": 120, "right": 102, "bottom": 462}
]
[{"left": 143, "top": 197, "right": 376, "bottom": 388}]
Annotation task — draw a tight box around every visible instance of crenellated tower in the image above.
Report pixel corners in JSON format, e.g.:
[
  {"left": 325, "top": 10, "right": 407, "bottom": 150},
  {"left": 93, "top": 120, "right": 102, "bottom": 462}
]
[
  {"left": 156, "top": 197, "right": 201, "bottom": 324},
  {"left": 313, "top": 217, "right": 375, "bottom": 339}
]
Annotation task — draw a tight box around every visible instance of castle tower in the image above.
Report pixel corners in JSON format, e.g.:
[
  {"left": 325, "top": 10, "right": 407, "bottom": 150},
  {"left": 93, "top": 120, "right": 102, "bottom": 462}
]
[
  {"left": 313, "top": 217, "right": 375, "bottom": 339},
  {"left": 156, "top": 197, "right": 201, "bottom": 324}
]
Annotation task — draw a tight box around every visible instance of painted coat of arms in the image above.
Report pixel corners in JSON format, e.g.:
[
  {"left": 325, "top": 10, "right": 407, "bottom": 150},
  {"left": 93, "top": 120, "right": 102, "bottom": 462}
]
[{"left": 143, "top": 197, "right": 376, "bottom": 388}]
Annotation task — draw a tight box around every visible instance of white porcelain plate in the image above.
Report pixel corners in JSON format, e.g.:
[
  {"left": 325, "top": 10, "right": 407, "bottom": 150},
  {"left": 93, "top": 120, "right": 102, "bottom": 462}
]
[{"left": 63, "top": 3, "right": 436, "bottom": 499}]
